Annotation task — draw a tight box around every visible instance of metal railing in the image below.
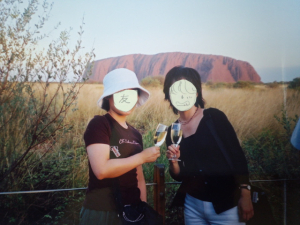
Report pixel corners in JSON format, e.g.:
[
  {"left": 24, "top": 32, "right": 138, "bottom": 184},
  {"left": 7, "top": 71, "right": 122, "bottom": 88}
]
[{"left": 1, "top": 164, "right": 298, "bottom": 225}]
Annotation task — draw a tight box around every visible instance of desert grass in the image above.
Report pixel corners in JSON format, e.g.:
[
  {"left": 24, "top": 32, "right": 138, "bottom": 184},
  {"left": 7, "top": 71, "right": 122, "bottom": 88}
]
[
  {"left": 203, "top": 87, "right": 300, "bottom": 140},
  {"left": 68, "top": 84, "right": 300, "bottom": 142}
]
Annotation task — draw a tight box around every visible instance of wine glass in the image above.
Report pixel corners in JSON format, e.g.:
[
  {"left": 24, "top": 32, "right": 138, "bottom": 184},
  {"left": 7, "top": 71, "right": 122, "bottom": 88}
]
[
  {"left": 153, "top": 123, "right": 168, "bottom": 147},
  {"left": 169, "top": 123, "right": 182, "bottom": 161}
]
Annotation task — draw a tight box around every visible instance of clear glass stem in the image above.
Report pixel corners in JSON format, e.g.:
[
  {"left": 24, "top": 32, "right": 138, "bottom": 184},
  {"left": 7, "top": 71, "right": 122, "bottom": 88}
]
[{"left": 168, "top": 143, "right": 181, "bottom": 161}]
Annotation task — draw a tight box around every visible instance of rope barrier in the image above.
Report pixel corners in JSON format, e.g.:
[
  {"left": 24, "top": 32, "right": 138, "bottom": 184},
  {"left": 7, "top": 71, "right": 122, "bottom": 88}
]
[
  {"left": 0, "top": 179, "right": 298, "bottom": 195},
  {"left": 0, "top": 187, "right": 87, "bottom": 195}
]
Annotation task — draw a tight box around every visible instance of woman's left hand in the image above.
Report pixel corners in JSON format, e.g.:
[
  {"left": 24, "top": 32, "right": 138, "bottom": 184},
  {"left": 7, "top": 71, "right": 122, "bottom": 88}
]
[{"left": 238, "top": 189, "right": 254, "bottom": 222}]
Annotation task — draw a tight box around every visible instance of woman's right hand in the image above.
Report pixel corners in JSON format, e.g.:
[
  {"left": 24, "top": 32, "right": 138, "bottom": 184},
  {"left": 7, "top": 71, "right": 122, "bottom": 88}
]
[
  {"left": 167, "top": 144, "right": 181, "bottom": 163},
  {"left": 141, "top": 146, "right": 160, "bottom": 163}
]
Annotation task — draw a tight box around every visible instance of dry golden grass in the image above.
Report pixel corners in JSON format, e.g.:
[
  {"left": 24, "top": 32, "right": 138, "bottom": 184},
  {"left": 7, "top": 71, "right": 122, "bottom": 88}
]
[
  {"left": 64, "top": 84, "right": 300, "bottom": 144},
  {"left": 203, "top": 87, "right": 300, "bottom": 140}
]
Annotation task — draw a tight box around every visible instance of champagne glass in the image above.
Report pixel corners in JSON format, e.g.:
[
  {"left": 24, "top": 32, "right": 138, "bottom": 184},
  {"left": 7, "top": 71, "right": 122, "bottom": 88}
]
[
  {"left": 153, "top": 123, "right": 168, "bottom": 147},
  {"left": 169, "top": 123, "right": 182, "bottom": 161}
]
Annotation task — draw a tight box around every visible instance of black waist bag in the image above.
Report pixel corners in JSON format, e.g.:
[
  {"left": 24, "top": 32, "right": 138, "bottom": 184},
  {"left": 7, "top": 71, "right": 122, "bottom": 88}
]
[
  {"left": 120, "top": 201, "right": 163, "bottom": 225},
  {"left": 113, "top": 178, "right": 163, "bottom": 225}
]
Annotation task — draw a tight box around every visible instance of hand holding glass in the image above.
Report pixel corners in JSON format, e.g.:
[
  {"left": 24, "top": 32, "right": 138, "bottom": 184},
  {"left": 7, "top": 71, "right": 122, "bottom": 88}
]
[{"left": 169, "top": 123, "right": 182, "bottom": 161}]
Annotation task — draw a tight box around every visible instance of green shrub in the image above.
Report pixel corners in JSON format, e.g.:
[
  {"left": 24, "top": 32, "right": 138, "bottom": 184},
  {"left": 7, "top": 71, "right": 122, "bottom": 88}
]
[
  {"left": 233, "top": 81, "right": 255, "bottom": 89},
  {"left": 242, "top": 109, "right": 300, "bottom": 224},
  {"left": 141, "top": 76, "right": 165, "bottom": 87},
  {"left": 205, "top": 81, "right": 233, "bottom": 89},
  {"left": 0, "top": 145, "right": 88, "bottom": 224},
  {"left": 267, "top": 81, "right": 280, "bottom": 88},
  {"left": 288, "top": 77, "right": 300, "bottom": 90}
]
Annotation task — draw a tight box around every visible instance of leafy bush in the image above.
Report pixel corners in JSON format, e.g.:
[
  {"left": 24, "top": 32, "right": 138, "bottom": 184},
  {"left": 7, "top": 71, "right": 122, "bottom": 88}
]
[
  {"left": 244, "top": 112, "right": 299, "bottom": 180},
  {"left": 266, "top": 81, "right": 280, "bottom": 88},
  {"left": 288, "top": 77, "right": 300, "bottom": 90},
  {"left": 242, "top": 109, "right": 300, "bottom": 224},
  {"left": 141, "top": 76, "right": 165, "bottom": 87},
  {"left": 233, "top": 81, "right": 255, "bottom": 89},
  {"left": 0, "top": 0, "right": 94, "bottom": 224},
  {"left": 0, "top": 147, "right": 87, "bottom": 224}
]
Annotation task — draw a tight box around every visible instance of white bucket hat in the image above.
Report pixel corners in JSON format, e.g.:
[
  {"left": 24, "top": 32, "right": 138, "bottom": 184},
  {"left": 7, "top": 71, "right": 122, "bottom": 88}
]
[{"left": 97, "top": 68, "right": 150, "bottom": 109}]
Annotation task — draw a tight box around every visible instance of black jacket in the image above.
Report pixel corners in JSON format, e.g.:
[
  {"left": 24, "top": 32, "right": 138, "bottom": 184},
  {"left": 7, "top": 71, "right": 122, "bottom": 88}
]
[{"left": 167, "top": 108, "right": 250, "bottom": 214}]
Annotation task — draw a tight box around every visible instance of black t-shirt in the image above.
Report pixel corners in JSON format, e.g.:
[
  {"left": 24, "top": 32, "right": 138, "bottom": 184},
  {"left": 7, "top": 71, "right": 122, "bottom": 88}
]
[{"left": 83, "top": 113, "right": 143, "bottom": 211}]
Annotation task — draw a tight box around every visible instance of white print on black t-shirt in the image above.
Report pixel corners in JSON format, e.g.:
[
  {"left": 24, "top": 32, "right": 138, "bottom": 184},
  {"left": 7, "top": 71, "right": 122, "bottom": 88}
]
[
  {"left": 119, "top": 139, "right": 139, "bottom": 145},
  {"left": 111, "top": 146, "right": 121, "bottom": 157}
]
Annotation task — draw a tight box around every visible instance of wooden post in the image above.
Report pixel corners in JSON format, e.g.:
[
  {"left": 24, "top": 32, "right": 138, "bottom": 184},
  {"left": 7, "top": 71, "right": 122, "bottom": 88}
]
[{"left": 153, "top": 164, "right": 165, "bottom": 224}]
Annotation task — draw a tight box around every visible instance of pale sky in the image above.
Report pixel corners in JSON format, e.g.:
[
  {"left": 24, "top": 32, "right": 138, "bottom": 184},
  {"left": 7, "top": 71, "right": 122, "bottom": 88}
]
[{"left": 31, "top": 0, "right": 300, "bottom": 82}]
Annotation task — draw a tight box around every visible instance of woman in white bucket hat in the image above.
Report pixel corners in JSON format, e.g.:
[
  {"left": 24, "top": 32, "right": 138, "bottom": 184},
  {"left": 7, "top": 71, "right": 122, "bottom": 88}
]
[{"left": 80, "top": 68, "right": 160, "bottom": 225}]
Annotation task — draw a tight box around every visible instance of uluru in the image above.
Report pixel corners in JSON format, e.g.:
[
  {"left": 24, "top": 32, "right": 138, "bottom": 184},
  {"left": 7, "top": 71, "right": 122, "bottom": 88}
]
[{"left": 86, "top": 52, "right": 261, "bottom": 83}]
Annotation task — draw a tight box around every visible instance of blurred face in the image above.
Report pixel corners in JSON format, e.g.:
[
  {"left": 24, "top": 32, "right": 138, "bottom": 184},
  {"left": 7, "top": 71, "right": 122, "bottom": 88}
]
[
  {"left": 108, "top": 89, "right": 138, "bottom": 115},
  {"left": 113, "top": 89, "right": 138, "bottom": 112},
  {"left": 169, "top": 80, "right": 197, "bottom": 111}
]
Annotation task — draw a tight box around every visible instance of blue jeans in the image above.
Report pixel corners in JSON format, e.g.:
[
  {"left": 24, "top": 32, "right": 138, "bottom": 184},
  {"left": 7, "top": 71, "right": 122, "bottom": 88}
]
[{"left": 184, "top": 194, "right": 245, "bottom": 225}]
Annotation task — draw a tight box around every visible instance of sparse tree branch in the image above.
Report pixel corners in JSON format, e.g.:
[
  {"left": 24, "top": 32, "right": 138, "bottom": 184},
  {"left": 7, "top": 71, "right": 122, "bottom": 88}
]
[{"left": 0, "top": 0, "right": 94, "bottom": 184}]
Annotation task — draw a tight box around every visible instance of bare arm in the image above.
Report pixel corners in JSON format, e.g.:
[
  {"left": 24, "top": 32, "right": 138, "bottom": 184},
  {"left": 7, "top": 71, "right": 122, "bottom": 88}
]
[
  {"left": 137, "top": 165, "right": 147, "bottom": 202},
  {"left": 87, "top": 144, "right": 160, "bottom": 180}
]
